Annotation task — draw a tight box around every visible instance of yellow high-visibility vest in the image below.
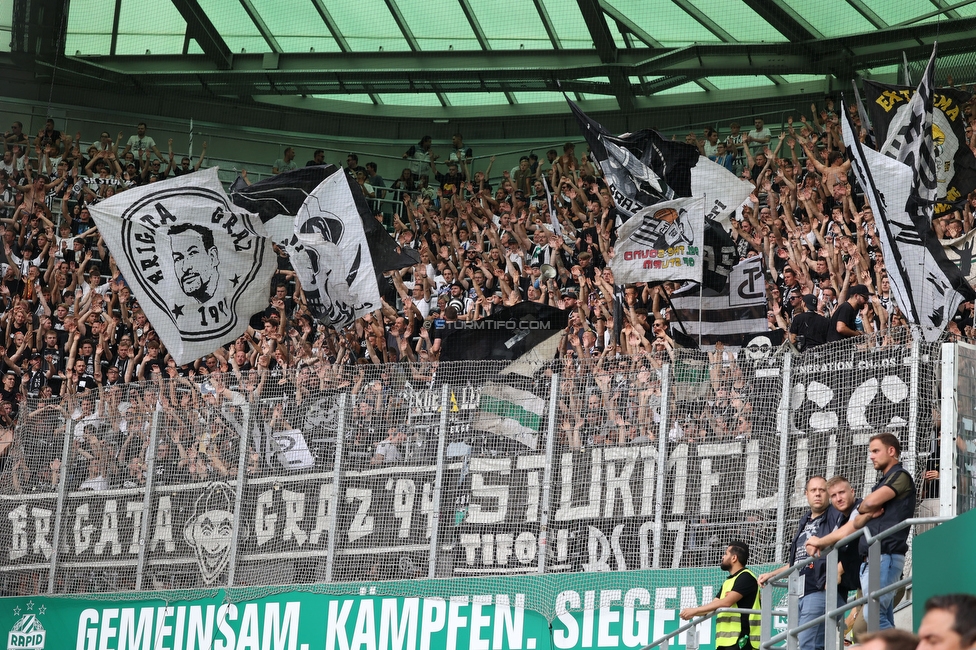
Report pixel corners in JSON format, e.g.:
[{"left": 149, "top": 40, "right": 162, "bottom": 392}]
[{"left": 714, "top": 568, "right": 761, "bottom": 649}]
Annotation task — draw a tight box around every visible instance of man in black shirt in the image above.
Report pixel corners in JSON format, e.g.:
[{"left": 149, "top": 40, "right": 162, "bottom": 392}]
[
  {"left": 790, "top": 294, "right": 830, "bottom": 351},
  {"left": 759, "top": 477, "right": 842, "bottom": 650},
  {"left": 827, "top": 284, "right": 868, "bottom": 342},
  {"left": 825, "top": 476, "right": 862, "bottom": 600}
]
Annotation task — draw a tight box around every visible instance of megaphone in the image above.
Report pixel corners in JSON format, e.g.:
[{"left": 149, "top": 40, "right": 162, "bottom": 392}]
[{"left": 540, "top": 264, "right": 557, "bottom": 280}]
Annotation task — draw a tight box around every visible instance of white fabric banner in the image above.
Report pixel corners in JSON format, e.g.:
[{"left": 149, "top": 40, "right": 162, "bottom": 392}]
[
  {"left": 90, "top": 167, "right": 276, "bottom": 364},
  {"left": 287, "top": 168, "right": 381, "bottom": 329},
  {"left": 690, "top": 155, "right": 755, "bottom": 225},
  {"left": 611, "top": 196, "right": 705, "bottom": 284}
]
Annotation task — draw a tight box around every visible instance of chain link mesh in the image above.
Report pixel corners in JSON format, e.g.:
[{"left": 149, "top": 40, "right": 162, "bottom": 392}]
[{"left": 0, "top": 328, "right": 945, "bottom": 617}]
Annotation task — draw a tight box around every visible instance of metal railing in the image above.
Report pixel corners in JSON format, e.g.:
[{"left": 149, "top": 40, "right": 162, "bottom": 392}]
[{"left": 644, "top": 515, "right": 950, "bottom": 650}]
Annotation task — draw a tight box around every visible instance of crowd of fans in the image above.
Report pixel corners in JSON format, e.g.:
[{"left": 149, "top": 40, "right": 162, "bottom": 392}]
[{"left": 1, "top": 92, "right": 975, "bottom": 488}]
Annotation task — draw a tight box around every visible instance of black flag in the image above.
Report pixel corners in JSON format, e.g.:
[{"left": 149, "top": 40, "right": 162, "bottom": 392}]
[
  {"left": 439, "top": 302, "right": 570, "bottom": 362},
  {"left": 863, "top": 77, "right": 976, "bottom": 217},
  {"left": 566, "top": 98, "right": 699, "bottom": 222}
]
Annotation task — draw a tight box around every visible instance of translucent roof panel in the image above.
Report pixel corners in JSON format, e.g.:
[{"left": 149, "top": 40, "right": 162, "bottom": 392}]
[
  {"left": 196, "top": 0, "right": 270, "bottom": 53},
  {"left": 955, "top": 3, "right": 976, "bottom": 17},
  {"left": 249, "top": 0, "right": 341, "bottom": 53},
  {"left": 871, "top": 2, "right": 931, "bottom": 26},
  {"left": 443, "top": 93, "right": 511, "bottom": 107},
  {"left": 606, "top": 0, "right": 721, "bottom": 46},
  {"left": 783, "top": 0, "right": 874, "bottom": 37},
  {"left": 116, "top": 0, "right": 186, "bottom": 55},
  {"left": 327, "top": 0, "right": 410, "bottom": 52},
  {"left": 539, "top": 0, "right": 594, "bottom": 49},
  {"left": 707, "top": 76, "right": 777, "bottom": 90},
  {"left": 513, "top": 92, "right": 578, "bottom": 104},
  {"left": 65, "top": 0, "right": 115, "bottom": 55},
  {"left": 689, "top": 0, "right": 788, "bottom": 42},
  {"left": 376, "top": 94, "right": 444, "bottom": 107},
  {"left": 468, "top": 0, "right": 552, "bottom": 50},
  {"left": 58, "top": 0, "right": 970, "bottom": 115},
  {"left": 779, "top": 75, "right": 827, "bottom": 84},
  {"left": 656, "top": 81, "right": 706, "bottom": 95},
  {"left": 396, "top": 0, "right": 482, "bottom": 51},
  {"left": 0, "top": 0, "right": 13, "bottom": 53},
  {"left": 310, "top": 95, "right": 375, "bottom": 104}
]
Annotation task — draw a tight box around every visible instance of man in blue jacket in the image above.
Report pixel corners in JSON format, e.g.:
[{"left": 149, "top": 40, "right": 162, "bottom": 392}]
[{"left": 759, "top": 476, "right": 844, "bottom": 650}]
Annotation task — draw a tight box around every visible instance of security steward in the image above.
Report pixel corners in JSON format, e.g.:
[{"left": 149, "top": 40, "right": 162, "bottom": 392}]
[{"left": 680, "top": 541, "right": 761, "bottom": 649}]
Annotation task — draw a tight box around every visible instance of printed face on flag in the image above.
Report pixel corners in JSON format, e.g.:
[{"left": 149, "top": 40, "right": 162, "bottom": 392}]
[
  {"left": 288, "top": 171, "right": 380, "bottom": 329},
  {"left": 611, "top": 196, "right": 705, "bottom": 285},
  {"left": 169, "top": 223, "right": 221, "bottom": 303},
  {"left": 90, "top": 168, "right": 276, "bottom": 365}
]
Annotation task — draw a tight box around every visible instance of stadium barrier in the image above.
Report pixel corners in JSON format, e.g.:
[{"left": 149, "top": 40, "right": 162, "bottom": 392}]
[{"left": 0, "top": 328, "right": 965, "bottom": 647}]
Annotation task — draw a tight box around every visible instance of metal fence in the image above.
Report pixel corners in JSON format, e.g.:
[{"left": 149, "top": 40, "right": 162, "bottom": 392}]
[{"left": 0, "top": 331, "right": 951, "bottom": 599}]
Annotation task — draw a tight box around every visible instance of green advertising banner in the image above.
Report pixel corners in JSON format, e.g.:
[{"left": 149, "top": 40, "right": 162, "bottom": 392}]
[{"left": 0, "top": 566, "right": 781, "bottom": 650}]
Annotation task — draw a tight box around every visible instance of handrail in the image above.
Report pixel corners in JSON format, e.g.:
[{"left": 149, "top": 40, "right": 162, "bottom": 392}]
[
  {"left": 758, "top": 515, "right": 949, "bottom": 650},
  {"left": 641, "top": 607, "right": 764, "bottom": 650},
  {"left": 762, "top": 515, "right": 945, "bottom": 589},
  {"left": 642, "top": 515, "right": 949, "bottom": 650}
]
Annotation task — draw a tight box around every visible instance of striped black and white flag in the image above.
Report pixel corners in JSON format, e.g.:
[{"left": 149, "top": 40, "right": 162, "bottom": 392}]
[
  {"left": 670, "top": 255, "right": 774, "bottom": 349},
  {"left": 843, "top": 44, "right": 974, "bottom": 340}
]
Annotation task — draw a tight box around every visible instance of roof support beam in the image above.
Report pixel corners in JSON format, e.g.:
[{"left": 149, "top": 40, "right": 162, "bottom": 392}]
[
  {"left": 576, "top": 0, "right": 633, "bottom": 110},
  {"left": 533, "top": 0, "right": 563, "bottom": 49},
  {"left": 170, "top": 0, "right": 233, "bottom": 69},
  {"left": 843, "top": 0, "right": 887, "bottom": 29},
  {"left": 310, "top": 0, "right": 350, "bottom": 51},
  {"left": 109, "top": 0, "right": 122, "bottom": 55},
  {"left": 671, "top": 0, "right": 734, "bottom": 42},
  {"left": 309, "top": 0, "right": 379, "bottom": 105},
  {"left": 385, "top": 0, "right": 448, "bottom": 107},
  {"left": 926, "top": 0, "right": 962, "bottom": 20},
  {"left": 239, "top": 0, "right": 282, "bottom": 53},
  {"left": 600, "top": 1, "right": 661, "bottom": 47},
  {"left": 749, "top": 0, "right": 821, "bottom": 41}
]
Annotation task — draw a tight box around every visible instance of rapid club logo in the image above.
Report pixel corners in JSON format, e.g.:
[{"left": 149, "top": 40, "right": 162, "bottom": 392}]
[{"left": 7, "top": 611, "right": 45, "bottom": 650}]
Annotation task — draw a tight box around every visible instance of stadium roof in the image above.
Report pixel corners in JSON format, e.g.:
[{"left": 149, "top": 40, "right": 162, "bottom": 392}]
[{"left": 8, "top": 0, "right": 976, "bottom": 137}]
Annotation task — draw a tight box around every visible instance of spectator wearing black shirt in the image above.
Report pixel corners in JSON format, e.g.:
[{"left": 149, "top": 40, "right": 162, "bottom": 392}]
[
  {"left": 790, "top": 294, "right": 830, "bottom": 350},
  {"left": 827, "top": 284, "right": 868, "bottom": 342},
  {"left": 430, "top": 159, "right": 465, "bottom": 198}
]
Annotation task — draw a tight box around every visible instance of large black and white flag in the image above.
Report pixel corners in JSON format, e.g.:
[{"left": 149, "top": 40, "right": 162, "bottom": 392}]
[
  {"left": 610, "top": 196, "right": 705, "bottom": 284},
  {"left": 863, "top": 53, "right": 976, "bottom": 216},
  {"left": 89, "top": 168, "right": 276, "bottom": 364},
  {"left": 843, "top": 49, "right": 974, "bottom": 339},
  {"left": 842, "top": 108, "right": 918, "bottom": 325},
  {"left": 567, "top": 98, "right": 699, "bottom": 222},
  {"left": 670, "top": 255, "right": 774, "bottom": 349},
  {"left": 230, "top": 166, "right": 420, "bottom": 329}
]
